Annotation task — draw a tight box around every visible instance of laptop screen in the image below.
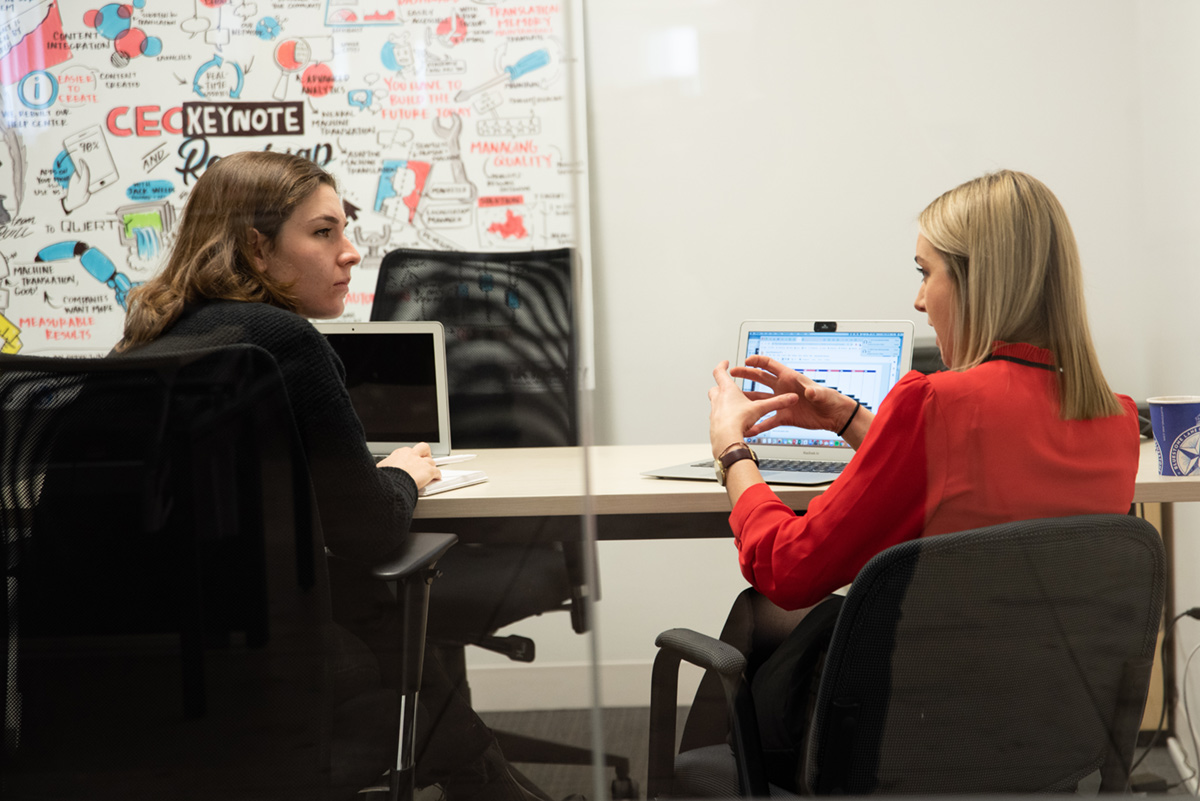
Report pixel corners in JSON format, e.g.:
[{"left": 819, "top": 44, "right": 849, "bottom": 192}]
[
  {"left": 742, "top": 329, "right": 909, "bottom": 450},
  {"left": 325, "top": 330, "right": 441, "bottom": 444},
  {"left": 313, "top": 320, "right": 452, "bottom": 457}
]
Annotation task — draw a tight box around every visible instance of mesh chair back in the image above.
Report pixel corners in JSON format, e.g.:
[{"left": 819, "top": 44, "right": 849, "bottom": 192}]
[
  {"left": 804, "top": 514, "right": 1165, "bottom": 795},
  {"left": 371, "top": 247, "right": 576, "bottom": 448},
  {"left": 1, "top": 346, "right": 334, "bottom": 799}
]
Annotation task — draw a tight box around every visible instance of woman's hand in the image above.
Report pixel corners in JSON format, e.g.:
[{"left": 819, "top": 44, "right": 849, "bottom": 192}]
[
  {"left": 709, "top": 360, "right": 800, "bottom": 458},
  {"left": 728, "top": 355, "right": 856, "bottom": 436},
  {"left": 377, "top": 441, "right": 442, "bottom": 490}
]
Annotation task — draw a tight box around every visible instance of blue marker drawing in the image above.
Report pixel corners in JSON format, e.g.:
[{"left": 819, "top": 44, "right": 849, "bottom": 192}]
[
  {"left": 375, "top": 161, "right": 406, "bottom": 212},
  {"left": 126, "top": 180, "right": 173, "bottom": 202},
  {"left": 454, "top": 49, "right": 551, "bottom": 102},
  {"left": 35, "top": 241, "right": 140, "bottom": 309},
  {"left": 380, "top": 34, "right": 412, "bottom": 73},
  {"left": 256, "top": 16, "right": 282, "bottom": 40},
  {"left": 193, "top": 54, "right": 245, "bottom": 98}
]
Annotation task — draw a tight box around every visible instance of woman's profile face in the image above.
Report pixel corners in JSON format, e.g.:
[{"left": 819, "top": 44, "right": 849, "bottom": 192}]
[
  {"left": 254, "top": 183, "right": 361, "bottom": 319},
  {"left": 914, "top": 234, "right": 957, "bottom": 367}
]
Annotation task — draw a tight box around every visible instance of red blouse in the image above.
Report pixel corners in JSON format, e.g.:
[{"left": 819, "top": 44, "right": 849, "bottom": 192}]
[{"left": 730, "top": 342, "right": 1141, "bottom": 610}]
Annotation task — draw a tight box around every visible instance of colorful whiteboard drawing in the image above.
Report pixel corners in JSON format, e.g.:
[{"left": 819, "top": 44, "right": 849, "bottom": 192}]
[
  {"left": 455, "top": 49, "right": 550, "bottom": 103},
  {"left": 0, "top": 0, "right": 585, "bottom": 354},
  {"left": 380, "top": 32, "right": 413, "bottom": 74},
  {"left": 435, "top": 15, "right": 468, "bottom": 48},
  {"left": 0, "top": 0, "right": 71, "bottom": 87},
  {"left": 55, "top": 125, "right": 119, "bottom": 213},
  {"left": 192, "top": 52, "right": 245, "bottom": 98},
  {"left": 325, "top": 0, "right": 400, "bottom": 28},
  {"left": 255, "top": 16, "right": 281, "bottom": 41},
  {"left": 272, "top": 35, "right": 333, "bottom": 100},
  {"left": 35, "top": 241, "right": 139, "bottom": 309},
  {"left": 115, "top": 200, "right": 176, "bottom": 271},
  {"left": 375, "top": 159, "right": 430, "bottom": 225},
  {"left": 272, "top": 37, "right": 309, "bottom": 100},
  {"left": 478, "top": 196, "right": 532, "bottom": 249},
  {"left": 83, "top": 0, "right": 163, "bottom": 68}
]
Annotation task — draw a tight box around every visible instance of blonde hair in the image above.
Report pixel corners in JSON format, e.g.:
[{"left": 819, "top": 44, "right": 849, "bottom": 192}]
[
  {"left": 117, "top": 151, "right": 337, "bottom": 351},
  {"left": 918, "top": 170, "right": 1122, "bottom": 420}
]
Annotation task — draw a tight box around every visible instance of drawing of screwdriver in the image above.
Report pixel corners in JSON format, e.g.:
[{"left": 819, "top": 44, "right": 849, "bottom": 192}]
[{"left": 454, "top": 49, "right": 550, "bottom": 102}]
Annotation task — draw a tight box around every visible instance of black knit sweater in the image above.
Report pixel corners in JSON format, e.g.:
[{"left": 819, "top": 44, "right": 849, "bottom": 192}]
[{"left": 122, "top": 299, "right": 418, "bottom": 563}]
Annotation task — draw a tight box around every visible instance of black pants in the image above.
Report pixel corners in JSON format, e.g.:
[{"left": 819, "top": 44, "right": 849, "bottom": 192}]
[{"left": 684, "top": 588, "right": 842, "bottom": 792}]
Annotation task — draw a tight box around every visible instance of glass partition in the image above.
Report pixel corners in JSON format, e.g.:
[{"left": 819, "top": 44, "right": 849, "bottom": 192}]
[
  {"left": 578, "top": 0, "right": 1200, "bottom": 799},
  {"left": 5, "top": 1, "right": 1200, "bottom": 799},
  {"left": 0, "top": 1, "right": 601, "bottom": 799}
]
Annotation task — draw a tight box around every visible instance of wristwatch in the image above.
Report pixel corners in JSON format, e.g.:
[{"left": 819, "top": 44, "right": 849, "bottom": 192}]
[{"left": 715, "top": 444, "right": 758, "bottom": 487}]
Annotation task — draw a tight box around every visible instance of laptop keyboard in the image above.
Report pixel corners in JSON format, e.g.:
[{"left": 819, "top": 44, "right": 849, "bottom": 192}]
[
  {"left": 760, "top": 459, "right": 845, "bottom": 474},
  {"left": 690, "top": 458, "right": 845, "bottom": 474}
]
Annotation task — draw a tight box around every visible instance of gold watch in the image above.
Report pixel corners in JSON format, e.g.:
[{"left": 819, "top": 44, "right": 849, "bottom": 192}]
[{"left": 715, "top": 444, "right": 758, "bottom": 487}]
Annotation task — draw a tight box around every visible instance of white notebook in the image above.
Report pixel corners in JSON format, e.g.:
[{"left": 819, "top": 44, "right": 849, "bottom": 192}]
[{"left": 419, "top": 468, "right": 488, "bottom": 496}]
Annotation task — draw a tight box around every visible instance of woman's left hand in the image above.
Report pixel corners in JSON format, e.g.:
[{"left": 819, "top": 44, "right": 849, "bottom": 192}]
[
  {"left": 377, "top": 441, "right": 442, "bottom": 489},
  {"left": 708, "top": 360, "right": 799, "bottom": 458}
]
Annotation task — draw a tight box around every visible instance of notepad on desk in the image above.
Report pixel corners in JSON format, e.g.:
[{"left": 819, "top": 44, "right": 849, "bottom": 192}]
[{"left": 419, "top": 468, "right": 488, "bottom": 496}]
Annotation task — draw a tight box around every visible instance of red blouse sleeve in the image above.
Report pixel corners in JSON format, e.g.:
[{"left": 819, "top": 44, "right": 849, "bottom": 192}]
[{"left": 729, "top": 371, "right": 939, "bottom": 610}]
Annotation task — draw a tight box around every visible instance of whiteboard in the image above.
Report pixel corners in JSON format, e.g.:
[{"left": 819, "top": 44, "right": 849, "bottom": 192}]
[{"left": 0, "top": 0, "right": 591, "bottom": 358}]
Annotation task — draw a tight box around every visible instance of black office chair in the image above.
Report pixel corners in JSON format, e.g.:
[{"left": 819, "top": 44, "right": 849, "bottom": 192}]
[
  {"left": 0, "top": 346, "right": 455, "bottom": 801},
  {"left": 372, "top": 247, "right": 638, "bottom": 798},
  {"left": 647, "top": 514, "right": 1165, "bottom": 797}
]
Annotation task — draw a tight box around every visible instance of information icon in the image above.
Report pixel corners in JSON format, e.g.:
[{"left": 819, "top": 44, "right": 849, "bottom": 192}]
[{"left": 18, "top": 70, "right": 58, "bottom": 110}]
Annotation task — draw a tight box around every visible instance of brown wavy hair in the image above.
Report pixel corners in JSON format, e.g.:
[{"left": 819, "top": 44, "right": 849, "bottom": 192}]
[{"left": 117, "top": 150, "right": 337, "bottom": 350}]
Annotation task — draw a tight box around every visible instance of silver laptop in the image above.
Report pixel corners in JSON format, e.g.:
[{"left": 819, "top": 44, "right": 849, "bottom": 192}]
[
  {"left": 313, "top": 321, "right": 453, "bottom": 459},
  {"left": 644, "top": 320, "right": 915, "bottom": 485}
]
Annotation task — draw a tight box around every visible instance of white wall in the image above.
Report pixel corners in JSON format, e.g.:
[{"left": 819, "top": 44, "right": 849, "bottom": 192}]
[
  {"left": 469, "top": 1, "right": 1200, "bottom": 719},
  {"left": 1133, "top": 0, "right": 1200, "bottom": 781}
]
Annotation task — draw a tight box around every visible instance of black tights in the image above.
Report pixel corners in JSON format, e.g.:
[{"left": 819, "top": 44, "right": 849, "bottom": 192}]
[{"left": 679, "top": 588, "right": 823, "bottom": 753}]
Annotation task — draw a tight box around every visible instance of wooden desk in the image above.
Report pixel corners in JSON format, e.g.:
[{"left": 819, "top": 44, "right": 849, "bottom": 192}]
[{"left": 416, "top": 440, "right": 1200, "bottom": 537}]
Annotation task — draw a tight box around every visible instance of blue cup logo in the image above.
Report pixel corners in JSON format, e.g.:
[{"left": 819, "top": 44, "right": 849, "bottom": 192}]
[{"left": 1149, "top": 396, "right": 1200, "bottom": 476}]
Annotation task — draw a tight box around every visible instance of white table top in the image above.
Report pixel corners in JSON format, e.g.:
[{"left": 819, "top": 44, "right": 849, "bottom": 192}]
[{"left": 413, "top": 439, "right": 1198, "bottom": 520}]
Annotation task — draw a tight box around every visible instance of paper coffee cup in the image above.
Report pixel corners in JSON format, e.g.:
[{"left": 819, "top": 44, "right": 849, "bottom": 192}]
[{"left": 1148, "top": 396, "right": 1200, "bottom": 476}]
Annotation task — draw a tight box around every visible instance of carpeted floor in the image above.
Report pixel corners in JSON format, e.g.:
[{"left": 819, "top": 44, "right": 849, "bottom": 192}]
[{"left": 471, "top": 707, "right": 1190, "bottom": 800}]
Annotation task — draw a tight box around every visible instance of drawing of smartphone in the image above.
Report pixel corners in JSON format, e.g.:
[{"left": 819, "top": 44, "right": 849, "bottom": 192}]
[{"left": 63, "top": 125, "right": 119, "bottom": 192}]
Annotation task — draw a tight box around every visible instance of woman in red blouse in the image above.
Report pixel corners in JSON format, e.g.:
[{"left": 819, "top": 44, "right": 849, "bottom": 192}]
[
  {"left": 708, "top": 170, "right": 1139, "bottom": 612},
  {"left": 693, "top": 172, "right": 1141, "bottom": 785}
]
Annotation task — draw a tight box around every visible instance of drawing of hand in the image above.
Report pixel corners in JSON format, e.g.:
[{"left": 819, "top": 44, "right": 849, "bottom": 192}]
[{"left": 61, "top": 157, "right": 91, "bottom": 214}]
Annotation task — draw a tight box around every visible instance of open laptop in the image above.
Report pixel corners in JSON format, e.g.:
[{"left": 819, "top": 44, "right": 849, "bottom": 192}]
[
  {"left": 644, "top": 320, "right": 915, "bottom": 485},
  {"left": 313, "top": 321, "right": 453, "bottom": 459}
]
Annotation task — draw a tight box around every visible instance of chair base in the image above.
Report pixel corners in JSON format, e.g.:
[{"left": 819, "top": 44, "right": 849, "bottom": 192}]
[{"left": 493, "top": 730, "right": 639, "bottom": 799}]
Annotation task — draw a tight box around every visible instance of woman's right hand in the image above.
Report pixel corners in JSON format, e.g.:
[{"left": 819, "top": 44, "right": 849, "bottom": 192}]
[
  {"left": 729, "top": 355, "right": 855, "bottom": 436},
  {"left": 376, "top": 442, "right": 442, "bottom": 489}
]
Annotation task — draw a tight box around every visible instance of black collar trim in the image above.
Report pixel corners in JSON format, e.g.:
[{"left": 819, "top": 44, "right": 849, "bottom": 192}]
[{"left": 982, "top": 354, "right": 1056, "bottom": 372}]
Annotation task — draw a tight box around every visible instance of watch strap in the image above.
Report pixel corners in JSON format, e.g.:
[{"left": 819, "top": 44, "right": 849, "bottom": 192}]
[{"left": 716, "top": 445, "right": 758, "bottom": 486}]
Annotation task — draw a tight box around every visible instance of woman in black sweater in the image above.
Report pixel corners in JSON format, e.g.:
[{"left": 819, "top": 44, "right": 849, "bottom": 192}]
[{"left": 117, "top": 150, "right": 550, "bottom": 801}]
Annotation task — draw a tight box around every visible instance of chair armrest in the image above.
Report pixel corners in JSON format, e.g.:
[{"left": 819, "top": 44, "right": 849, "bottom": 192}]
[
  {"left": 655, "top": 628, "right": 747, "bottom": 677},
  {"left": 369, "top": 532, "right": 458, "bottom": 582},
  {"left": 649, "top": 628, "right": 751, "bottom": 798}
]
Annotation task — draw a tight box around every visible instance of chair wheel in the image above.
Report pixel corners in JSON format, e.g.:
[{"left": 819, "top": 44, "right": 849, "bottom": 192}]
[{"left": 611, "top": 776, "right": 639, "bottom": 799}]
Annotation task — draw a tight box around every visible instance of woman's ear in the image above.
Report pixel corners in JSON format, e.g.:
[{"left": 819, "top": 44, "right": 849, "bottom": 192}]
[{"left": 248, "top": 228, "right": 271, "bottom": 274}]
